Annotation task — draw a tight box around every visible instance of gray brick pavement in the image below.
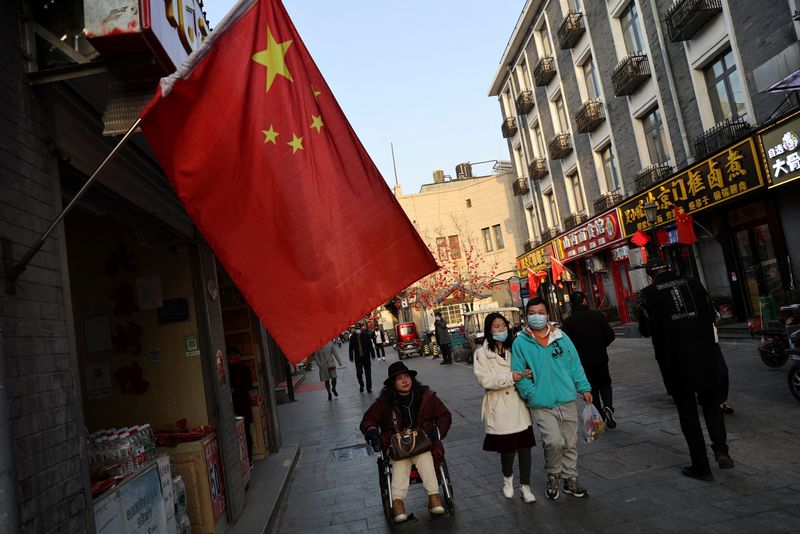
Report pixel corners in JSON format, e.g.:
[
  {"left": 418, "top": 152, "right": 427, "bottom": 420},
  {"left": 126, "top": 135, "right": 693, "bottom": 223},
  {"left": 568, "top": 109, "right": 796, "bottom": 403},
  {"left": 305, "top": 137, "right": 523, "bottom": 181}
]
[{"left": 270, "top": 338, "right": 800, "bottom": 533}]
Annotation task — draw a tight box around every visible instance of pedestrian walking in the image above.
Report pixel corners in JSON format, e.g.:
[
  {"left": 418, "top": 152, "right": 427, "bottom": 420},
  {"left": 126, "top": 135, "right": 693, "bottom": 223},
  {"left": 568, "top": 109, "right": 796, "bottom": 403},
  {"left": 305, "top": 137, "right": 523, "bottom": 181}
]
[
  {"left": 360, "top": 362, "right": 452, "bottom": 522},
  {"left": 512, "top": 297, "right": 593, "bottom": 500},
  {"left": 349, "top": 322, "right": 375, "bottom": 393},
  {"left": 561, "top": 291, "right": 618, "bottom": 428},
  {"left": 638, "top": 258, "right": 734, "bottom": 481},
  {"left": 373, "top": 327, "right": 387, "bottom": 361},
  {"left": 312, "top": 340, "right": 343, "bottom": 401},
  {"left": 473, "top": 312, "right": 537, "bottom": 503},
  {"left": 434, "top": 312, "right": 453, "bottom": 365},
  {"left": 227, "top": 347, "right": 254, "bottom": 463}
]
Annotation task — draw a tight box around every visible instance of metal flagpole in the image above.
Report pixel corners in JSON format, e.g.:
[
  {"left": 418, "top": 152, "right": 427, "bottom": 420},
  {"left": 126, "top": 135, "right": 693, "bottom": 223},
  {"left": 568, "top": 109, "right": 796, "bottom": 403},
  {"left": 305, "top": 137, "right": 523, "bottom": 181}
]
[{"left": 2, "top": 118, "right": 142, "bottom": 295}]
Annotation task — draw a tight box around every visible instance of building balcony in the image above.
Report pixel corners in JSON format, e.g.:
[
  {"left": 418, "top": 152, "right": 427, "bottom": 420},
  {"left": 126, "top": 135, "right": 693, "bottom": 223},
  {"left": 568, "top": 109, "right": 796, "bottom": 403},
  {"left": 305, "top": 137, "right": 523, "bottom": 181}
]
[
  {"left": 501, "top": 116, "right": 518, "bottom": 138},
  {"left": 540, "top": 227, "right": 561, "bottom": 242},
  {"left": 562, "top": 212, "right": 588, "bottom": 231},
  {"left": 593, "top": 191, "right": 622, "bottom": 215},
  {"left": 515, "top": 90, "right": 535, "bottom": 115},
  {"left": 512, "top": 177, "right": 530, "bottom": 196},
  {"left": 574, "top": 99, "right": 605, "bottom": 133},
  {"left": 558, "top": 11, "right": 585, "bottom": 50},
  {"left": 634, "top": 163, "right": 672, "bottom": 192},
  {"left": 528, "top": 158, "right": 549, "bottom": 179},
  {"left": 547, "top": 133, "right": 572, "bottom": 160},
  {"left": 666, "top": 0, "right": 723, "bottom": 42},
  {"left": 523, "top": 239, "right": 537, "bottom": 253},
  {"left": 533, "top": 56, "right": 557, "bottom": 86},
  {"left": 692, "top": 118, "right": 752, "bottom": 159},
  {"left": 611, "top": 54, "right": 651, "bottom": 96}
]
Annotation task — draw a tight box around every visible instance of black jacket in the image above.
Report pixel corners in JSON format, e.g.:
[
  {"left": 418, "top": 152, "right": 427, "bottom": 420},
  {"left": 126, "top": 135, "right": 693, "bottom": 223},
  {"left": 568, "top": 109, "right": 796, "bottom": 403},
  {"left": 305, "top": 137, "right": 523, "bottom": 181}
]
[
  {"left": 638, "top": 271, "right": 718, "bottom": 395},
  {"left": 434, "top": 318, "right": 451, "bottom": 345},
  {"left": 349, "top": 332, "right": 375, "bottom": 361},
  {"left": 562, "top": 304, "right": 615, "bottom": 387}
]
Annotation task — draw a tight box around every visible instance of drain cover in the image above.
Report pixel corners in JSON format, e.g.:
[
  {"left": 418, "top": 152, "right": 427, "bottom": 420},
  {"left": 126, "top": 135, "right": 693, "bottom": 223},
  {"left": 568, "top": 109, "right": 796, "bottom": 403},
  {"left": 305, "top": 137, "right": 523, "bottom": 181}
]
[{"left": 330, "top": 443, "right": 372, "bottom": 462}]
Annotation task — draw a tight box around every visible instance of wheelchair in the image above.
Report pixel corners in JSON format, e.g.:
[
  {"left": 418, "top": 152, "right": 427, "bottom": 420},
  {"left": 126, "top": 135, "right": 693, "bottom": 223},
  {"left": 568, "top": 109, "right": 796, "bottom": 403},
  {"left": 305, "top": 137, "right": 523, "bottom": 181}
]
[{"left": 370, "top": 432, "right": 455, "bottom": 525}]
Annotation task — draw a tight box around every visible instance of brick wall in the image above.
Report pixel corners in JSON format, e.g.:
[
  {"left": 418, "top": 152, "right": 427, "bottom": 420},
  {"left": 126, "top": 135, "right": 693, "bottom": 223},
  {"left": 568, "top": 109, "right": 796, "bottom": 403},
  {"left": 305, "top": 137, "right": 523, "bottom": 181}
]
[{"left": 0, "top": 2, "right": 89, "bottom": 533}]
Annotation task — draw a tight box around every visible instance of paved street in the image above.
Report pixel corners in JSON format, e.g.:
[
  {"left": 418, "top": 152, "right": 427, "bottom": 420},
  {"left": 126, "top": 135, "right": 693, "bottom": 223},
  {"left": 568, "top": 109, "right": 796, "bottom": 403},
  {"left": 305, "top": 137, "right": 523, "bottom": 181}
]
[{"left": 270, "top": 338, "right": 800, "bottom": 533}]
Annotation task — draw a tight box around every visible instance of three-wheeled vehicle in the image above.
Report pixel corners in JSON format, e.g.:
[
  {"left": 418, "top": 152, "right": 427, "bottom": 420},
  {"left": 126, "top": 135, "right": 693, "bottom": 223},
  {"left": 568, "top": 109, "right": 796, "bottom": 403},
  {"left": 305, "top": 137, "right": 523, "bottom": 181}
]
[
  {"left": 461, "top": 307, "right": 523, "bottom": 364},
  {"left": 395, "top": 322, "right": 422, "bottom": 359}
]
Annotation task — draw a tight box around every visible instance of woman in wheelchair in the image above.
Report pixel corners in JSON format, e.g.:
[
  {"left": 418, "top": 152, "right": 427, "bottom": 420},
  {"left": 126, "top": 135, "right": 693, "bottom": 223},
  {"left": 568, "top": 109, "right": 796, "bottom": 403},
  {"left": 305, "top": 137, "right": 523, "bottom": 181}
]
[{"left": 360, "top": 362, "right": 452, "bottom": 523}]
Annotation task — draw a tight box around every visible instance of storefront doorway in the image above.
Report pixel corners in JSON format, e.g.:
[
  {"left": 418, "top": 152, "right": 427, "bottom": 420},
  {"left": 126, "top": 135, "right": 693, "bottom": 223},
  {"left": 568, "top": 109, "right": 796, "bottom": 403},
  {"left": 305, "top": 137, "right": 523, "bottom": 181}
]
[{"left": 732, "top": 223, "right": 782, "bottom": 318}]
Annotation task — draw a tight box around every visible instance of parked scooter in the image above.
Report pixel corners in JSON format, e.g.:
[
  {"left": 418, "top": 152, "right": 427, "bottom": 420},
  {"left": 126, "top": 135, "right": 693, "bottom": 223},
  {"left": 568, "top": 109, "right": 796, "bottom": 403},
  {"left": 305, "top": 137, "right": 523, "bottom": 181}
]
[
  {"left": 787, "top": 326, "right": 800, "bottom": 402},
  {"left": 749, "top": 304, "right": 800, "bottom": 368}
]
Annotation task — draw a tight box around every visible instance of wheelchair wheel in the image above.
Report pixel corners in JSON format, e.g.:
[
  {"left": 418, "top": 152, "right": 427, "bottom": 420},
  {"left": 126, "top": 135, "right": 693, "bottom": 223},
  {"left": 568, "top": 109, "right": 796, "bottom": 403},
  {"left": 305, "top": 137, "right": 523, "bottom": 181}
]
[
  {"left": 377, "top": 457, "right": 394, "bottom": 524},
  {"left": 438, "top": 460, "right": 455, "bottom": 514}
]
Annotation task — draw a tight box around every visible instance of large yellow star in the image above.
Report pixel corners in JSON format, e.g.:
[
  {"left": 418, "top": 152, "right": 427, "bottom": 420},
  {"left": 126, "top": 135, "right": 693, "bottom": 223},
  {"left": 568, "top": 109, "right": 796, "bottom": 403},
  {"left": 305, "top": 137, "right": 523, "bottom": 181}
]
[
  {"left": 262, "top": 125, "right": 278, "bottom": 144},
  {"left": 251, "top": 27, "right": 293, "bottom": 93},
  {"left": 310, "top": 115, "right": 324, "bottom": 133},
  {"left": 288, "top": 134, "right": 304, "bottom": 154}
]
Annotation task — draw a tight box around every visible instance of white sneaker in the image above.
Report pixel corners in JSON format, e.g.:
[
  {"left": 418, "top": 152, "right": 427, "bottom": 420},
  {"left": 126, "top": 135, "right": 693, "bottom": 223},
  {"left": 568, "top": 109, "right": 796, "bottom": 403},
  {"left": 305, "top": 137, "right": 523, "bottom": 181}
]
[
  {"left": 502, "top": 476, "right": 514, "bottom": 498},
  {"left": 520, "top": 484, "right": 536, "bottom": 503}
]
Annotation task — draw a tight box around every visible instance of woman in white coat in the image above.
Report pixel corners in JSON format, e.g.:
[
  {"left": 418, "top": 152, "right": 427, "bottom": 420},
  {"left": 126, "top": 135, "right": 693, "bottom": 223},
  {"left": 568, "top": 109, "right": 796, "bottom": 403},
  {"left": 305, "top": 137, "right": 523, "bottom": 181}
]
[
  {"left": 313, "top": 340, "right": 343, "bottom": 401},
  {"left": 473, "top": 312, "right": 537, "bottom": 503}
]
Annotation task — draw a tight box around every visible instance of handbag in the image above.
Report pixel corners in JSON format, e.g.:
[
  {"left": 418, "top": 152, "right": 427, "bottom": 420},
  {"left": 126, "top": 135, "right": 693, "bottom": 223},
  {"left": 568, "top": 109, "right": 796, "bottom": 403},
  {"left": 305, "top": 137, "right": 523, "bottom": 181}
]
[{"left": 388, "top": 412, "right": 431, "bottom": 460}]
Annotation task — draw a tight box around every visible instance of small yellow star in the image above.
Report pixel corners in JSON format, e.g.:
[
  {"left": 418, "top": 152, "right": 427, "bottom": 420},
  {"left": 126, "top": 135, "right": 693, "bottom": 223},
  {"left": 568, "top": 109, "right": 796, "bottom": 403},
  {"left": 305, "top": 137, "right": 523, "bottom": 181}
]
[
  {"left": 251, "top": 27, "right": 293, "bottom": 93},
  {"left": 262, "top": 125, "right": 278, "bottom": 144},
  {"left": 287, "top": 134, "right": 304, "bottom": 154},
  {"left": 310, "top": 115, "right": 324, "bottom": 133},
  {"left": 311, "top": 85, "right": 321, "bottom": 99}
]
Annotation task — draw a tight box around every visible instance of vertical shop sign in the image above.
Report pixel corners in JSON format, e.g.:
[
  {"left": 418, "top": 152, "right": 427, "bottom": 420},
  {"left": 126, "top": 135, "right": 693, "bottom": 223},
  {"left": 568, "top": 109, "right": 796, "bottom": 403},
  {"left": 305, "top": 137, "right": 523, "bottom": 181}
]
[{"left": 203, "top": 437, "right": 227, "bottom": 521}]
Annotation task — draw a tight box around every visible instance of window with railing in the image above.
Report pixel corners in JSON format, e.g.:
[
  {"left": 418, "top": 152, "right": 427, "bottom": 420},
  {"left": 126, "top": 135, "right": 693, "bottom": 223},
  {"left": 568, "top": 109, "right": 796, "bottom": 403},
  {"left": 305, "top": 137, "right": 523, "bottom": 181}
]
[
  {"left": 704, "top": 49, "right": 747, "bottom": 124},
  {"left": 642, "top": 107, "right": 669, "bottom": 165},
  {"left": 600, "top": 145, "right": 621, "bottom": 192},
  {"left": 620, "top": 1, "right": 644, "bottom": 54}
]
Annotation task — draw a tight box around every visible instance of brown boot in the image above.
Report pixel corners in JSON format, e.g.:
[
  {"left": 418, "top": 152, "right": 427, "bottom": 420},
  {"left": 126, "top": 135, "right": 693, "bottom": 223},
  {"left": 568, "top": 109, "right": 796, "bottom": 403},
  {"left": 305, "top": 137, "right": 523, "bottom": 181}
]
[
  {"left": 392, "top": 499, "right": 407, "bottom": 522},
  {"left": 428, "top": 493, "right": 445, "bottom": 514}
]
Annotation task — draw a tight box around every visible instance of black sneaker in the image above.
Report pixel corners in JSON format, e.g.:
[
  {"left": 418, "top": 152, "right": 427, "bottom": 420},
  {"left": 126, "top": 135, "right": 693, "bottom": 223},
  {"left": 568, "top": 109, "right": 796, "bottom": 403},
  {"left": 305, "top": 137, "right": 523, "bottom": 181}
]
[
  {"left": 545, "top": 474, "right": 560, "bottom": 500},
  {"left": 720, "top": 403, "right": 734, "bottom": 415},
  {"left": 715, "top": 452, "right": 735, "bottom": 469},
  {"left": 603, "top": 406, "right": 617, "bottom": 429},
  {"left": 681, "top": 466, "right": 714, "bottom": 481},
  {"left": 563, "top": 477, "right": 587, "bottom": 498}
]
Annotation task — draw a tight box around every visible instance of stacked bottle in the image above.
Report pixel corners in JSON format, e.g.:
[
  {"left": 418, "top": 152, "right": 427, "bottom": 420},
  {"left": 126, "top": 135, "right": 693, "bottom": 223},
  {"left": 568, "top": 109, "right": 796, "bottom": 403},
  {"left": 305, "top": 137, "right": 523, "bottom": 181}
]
[{"left": 87, "top": 424, "right": 157, "bottom": 477}]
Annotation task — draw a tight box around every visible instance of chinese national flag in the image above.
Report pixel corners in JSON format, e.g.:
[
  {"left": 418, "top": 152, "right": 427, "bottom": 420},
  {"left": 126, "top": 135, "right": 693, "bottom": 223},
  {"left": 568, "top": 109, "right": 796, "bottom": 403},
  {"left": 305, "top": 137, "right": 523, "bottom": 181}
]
[
  {"left": 549, "top": 243, "right": 564, "bottom": 282},
  {"left": 675, "top": 208, "right": 698, "bottom": 244},
  {"left": 139, "top": 0, "right": 436, "bottom": 363},
  {"left": 527, "top": 268, "right": 547, "bottom": 295}
]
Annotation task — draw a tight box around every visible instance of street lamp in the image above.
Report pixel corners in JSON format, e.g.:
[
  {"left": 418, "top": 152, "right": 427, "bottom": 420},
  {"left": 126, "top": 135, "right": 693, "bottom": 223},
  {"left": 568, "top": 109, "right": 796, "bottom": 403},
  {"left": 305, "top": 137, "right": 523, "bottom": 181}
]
[{"left": 643, "top": 202, "right": 658, "bottom": 258}]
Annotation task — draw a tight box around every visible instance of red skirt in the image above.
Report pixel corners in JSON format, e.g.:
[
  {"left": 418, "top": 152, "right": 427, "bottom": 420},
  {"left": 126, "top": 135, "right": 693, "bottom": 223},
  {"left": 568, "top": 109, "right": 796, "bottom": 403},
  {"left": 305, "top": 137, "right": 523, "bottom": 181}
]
[{"left": 482, "top": 426, "right": 535, "bottom": 453}]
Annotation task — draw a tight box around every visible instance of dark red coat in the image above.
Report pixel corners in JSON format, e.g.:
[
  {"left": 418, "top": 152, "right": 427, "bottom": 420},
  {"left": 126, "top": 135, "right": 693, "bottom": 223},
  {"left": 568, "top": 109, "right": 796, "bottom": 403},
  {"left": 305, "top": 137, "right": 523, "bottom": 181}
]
[{"left": 360, "top": 385, "right": 452, "bottom": 466}]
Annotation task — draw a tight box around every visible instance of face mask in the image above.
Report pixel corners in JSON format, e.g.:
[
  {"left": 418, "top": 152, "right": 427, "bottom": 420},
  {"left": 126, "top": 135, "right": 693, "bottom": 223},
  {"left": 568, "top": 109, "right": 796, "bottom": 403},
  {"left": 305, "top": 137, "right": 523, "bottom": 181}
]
[
  {"left": 527, "top": 314, "right": 548, "bottom": 330},
  {"left": 355, "top": 329, "right": 361, "bottom": 334},
  {"left": 492, "top": 330, "right": 509, "bottom": 342}
]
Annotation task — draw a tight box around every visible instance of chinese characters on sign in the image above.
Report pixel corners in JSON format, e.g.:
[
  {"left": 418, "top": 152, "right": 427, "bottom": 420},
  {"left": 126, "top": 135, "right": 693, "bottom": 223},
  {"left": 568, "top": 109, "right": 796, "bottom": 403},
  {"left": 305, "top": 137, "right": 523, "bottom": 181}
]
[
  {"left": 759, "top": 112, "right": 800, "bottom": 189},
  {"left": 516, "top": 244, "right": 551, "bottom": 276},
  {"left": 617, "top": 138, "right": 763, "bottom": 237},
  {"left": 558, "top": 211, "right": 621, "bottom": 262}
]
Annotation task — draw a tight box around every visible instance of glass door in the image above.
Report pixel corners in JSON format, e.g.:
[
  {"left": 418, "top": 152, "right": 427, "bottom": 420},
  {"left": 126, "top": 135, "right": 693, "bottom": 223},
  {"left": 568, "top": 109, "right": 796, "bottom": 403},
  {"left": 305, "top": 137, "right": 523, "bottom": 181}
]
[{"left": 733, "top": 224, "right": 781, "bottom": 318}]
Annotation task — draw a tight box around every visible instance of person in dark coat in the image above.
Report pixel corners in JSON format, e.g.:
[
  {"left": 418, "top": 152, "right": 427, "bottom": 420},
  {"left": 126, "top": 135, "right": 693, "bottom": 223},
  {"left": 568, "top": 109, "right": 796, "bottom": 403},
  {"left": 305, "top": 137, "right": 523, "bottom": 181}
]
[
  {"left": 360, "top": 362, "right": 452, "bottom": 522},
  {"left": 349, "top": 322, "right": 375, "bottom": 393},
  {"left": 638, "top": 258, "right": 734, "bottom": 481},
  {"left": 434, "top": 312, "right": 453, "bottom": 364},
  {"left": 562, "top": 291, "right": 617, "bottom": 428},
  {"left": 227, "top": 347, "right": 254, "bottom": 462}
]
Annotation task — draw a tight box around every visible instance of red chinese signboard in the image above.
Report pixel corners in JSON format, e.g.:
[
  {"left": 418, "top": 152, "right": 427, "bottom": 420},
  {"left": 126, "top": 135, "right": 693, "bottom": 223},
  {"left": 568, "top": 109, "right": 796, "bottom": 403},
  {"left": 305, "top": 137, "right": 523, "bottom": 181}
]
[
  {"left": 556, "top": 210, "right": 623, "bottom": 263},
  {"left": 203, "top": 436, "right": 227, "bottom": 522}
]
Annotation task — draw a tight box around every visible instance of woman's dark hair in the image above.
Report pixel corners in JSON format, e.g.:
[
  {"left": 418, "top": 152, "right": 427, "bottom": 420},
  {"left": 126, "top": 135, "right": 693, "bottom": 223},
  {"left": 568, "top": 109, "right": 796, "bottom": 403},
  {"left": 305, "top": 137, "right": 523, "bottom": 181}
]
[
  {"left": 379, "top": 374, "right": 426, "bottom": 403},
  {"left": 526, "top": 296, "right": 549, "bottom": 314},
  {"left": 570, "top": 291, "right": 586, "bottom": 305},
  {"left": 483, "top": 312, "right": 514, "bottom": 353}
]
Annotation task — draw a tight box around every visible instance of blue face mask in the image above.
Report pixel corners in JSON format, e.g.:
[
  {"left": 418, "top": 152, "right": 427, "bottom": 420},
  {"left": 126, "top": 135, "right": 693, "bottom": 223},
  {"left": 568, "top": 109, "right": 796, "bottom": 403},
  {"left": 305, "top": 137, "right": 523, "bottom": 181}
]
[
  {"left": 492, "top": 330, "right": 508, "bottom": 342},
  {"left": 527, "top": 314, "right": 548, "bottom": 330}
]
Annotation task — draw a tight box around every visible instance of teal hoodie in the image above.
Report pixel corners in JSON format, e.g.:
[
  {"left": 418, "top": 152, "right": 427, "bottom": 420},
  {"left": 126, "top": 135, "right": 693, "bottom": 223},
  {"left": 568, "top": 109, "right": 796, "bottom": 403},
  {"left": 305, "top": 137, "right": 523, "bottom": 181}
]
[{"left": 512, "top": 325, "right": 591, "bottom": 409}]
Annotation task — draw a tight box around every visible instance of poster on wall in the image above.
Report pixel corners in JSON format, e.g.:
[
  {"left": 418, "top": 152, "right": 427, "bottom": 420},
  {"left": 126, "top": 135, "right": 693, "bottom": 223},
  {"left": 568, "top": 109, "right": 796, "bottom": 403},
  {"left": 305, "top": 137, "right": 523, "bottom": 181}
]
[
  {"left": 119, "top": 466, "right": 167, "bottom": 534},
  {"left": 203, "top": 437, "right": 227, "bottom": 522},
  {"left": 85, "top": 362, "right": 112, "bottom": 400}
]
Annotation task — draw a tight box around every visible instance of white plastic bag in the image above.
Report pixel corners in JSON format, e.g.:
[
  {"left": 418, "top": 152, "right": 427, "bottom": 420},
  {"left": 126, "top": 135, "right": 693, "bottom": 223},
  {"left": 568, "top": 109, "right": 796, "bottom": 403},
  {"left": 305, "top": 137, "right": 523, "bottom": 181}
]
[{"left": 582, "top": 404, "right": 605, "bottom": 443}]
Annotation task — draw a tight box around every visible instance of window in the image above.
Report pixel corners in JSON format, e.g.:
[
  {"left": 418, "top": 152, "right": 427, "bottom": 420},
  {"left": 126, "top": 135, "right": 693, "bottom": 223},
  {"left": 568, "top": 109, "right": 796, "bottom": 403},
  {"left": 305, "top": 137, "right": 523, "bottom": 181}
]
[
  {"left": 533, "top": 123, "right": 546, "bottom": 157},
  {"left": 582, "top": 57, "right": 601, "bottom": 100},
  {"left": 620, "top": 1, "right": 644, "bottom": 54},
  {"left": 482, "top": 227, "right": 494, "bottom": 252},
  {"left": 492, "top": 225, "right": 505, "bottom": 249},
  {"left": 600, "top": 145, "right": 621, "bottom": 192},
  {"left": 642, "top": 107, "right": 669, "bottom": 165},
  {"left": 434, "top": 304, "right": 463, "bottom": 326},
  {"left": 704, "top": 49, "right": 747, "bottom": 123},
  {"left": 448, "top": 235, "right": 461, "bottom": 259},
  {"left": 554, "top": 95, "right": 569, "bottom": 132},
  {"left": 466, "top": 199, "right": 472, "bottom": 208},
  {"left": 436, "top": 237, "right": 448, "bottom": 260},
  {"left": 539, "top": 26, "right": 553, "bottom": 58},
  {"left": 502, "top": 90, "right": 513, "bottom": 118},
  {"left": 525, "top": 206, "right": 536, "bottom": 239},
  {"left": 544, "top": 191, "right": 558, "bottom": 227},
  {"left": 517, "top": 60, "right": 532, "bottom": 91},
  {"left": 570, "top": 0, "right": 582, "bottom": 12},
  {"left": 568, "top": 172, "right": 585, "bottom": 213}
]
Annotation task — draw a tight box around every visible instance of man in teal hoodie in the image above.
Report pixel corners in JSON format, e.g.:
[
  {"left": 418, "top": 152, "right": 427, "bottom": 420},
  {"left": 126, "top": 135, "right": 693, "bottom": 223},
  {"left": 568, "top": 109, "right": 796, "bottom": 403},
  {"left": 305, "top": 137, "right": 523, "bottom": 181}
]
[{"left": 512, "top": 297, "right": 593, "bottom": 500}]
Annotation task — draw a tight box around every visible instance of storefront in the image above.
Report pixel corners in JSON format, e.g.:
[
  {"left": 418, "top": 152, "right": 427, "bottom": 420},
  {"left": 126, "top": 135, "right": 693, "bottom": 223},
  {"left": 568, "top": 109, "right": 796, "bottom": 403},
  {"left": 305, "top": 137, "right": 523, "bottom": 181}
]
[{"left": 515, "top": 241, "right": 572, "bottom": 321}]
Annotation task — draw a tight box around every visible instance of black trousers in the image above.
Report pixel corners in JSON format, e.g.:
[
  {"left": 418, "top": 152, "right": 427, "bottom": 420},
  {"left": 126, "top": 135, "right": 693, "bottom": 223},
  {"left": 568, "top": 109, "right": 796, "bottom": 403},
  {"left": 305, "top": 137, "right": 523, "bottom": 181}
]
[
  {"left": 672, "top": 385, "right": 727, "bottom": 472},
  {"left": 440, "top": 343, "right": 452, "bottom": 363},
  {"left": 592, "top": 384, "right": 613, "bottom": 414},
  {"left": 375, "top": 344, "right": 385, "bottom": 359},
  {"left": 355, "top": 358, "right": 372, "bottom": 391},
  {"left": 500, "top": 448, "right": 532, "bottom": 485}
]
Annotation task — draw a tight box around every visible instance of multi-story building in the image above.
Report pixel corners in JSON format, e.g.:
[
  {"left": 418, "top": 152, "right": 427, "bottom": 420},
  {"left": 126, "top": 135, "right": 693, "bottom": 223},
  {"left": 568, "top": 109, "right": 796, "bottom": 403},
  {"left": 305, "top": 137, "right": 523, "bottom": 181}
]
[
  {"left": 490, "top": 0, "right": 800, "bottom": 324},
  {"left": 393, "top": 164, "right": 527, "bottom": 326}
]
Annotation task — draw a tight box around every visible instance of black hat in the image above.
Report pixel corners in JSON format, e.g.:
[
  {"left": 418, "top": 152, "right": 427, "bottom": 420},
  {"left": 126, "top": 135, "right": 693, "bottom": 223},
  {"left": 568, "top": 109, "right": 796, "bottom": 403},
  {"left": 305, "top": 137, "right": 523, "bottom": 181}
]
[
  {"left": 645, "top": 257, "right": 669, "bottom": 277},
  {"left": 384, "top": 361, "right": 417, "bottom": 386}
]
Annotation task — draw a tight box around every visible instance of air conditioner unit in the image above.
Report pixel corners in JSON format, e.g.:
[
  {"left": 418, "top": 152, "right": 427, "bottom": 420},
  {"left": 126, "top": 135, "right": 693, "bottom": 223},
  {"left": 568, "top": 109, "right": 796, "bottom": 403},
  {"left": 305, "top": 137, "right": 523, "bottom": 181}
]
[
  {"left": 590, "top": 256, "right": 607, "bottom": 272},
  {"left": 628, "top": 247, "right": 646, "bottom": 268}
]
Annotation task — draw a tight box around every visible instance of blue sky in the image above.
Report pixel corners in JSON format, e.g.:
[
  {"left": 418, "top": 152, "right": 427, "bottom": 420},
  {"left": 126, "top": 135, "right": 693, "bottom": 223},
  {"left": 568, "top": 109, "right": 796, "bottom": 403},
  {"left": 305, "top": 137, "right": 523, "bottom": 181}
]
[{"left": 204, "top": 0, "right": 524, "bottom": 193}]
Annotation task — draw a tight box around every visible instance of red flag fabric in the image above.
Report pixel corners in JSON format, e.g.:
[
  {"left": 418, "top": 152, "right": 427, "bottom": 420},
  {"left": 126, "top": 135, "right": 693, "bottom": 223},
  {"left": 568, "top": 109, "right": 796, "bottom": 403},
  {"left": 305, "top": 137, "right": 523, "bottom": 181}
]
[
  {"left": 527, "top": 268, "right": 547, "bottom": 294},
  {"left": 631, "top": 230, "right": 651, "bottom": 247},
  {"left": 139, "top": 0, "right": 436, "bottom": 363},
  {"left": 675, "top": 208, "right": 698, "bottom": 244},
  {"left": 549, "top": 243, "right": 564, "bottom": 282},
  {"left": 656, "top": 229, "right": 669, "bottom": 247}
]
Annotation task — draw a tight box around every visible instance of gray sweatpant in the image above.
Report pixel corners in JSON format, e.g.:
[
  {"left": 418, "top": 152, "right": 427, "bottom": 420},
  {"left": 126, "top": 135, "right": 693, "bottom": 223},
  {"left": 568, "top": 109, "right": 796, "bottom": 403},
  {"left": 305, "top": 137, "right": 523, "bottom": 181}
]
[{"left": 531, "top": 401, "right": 579, "bottom": 479}]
